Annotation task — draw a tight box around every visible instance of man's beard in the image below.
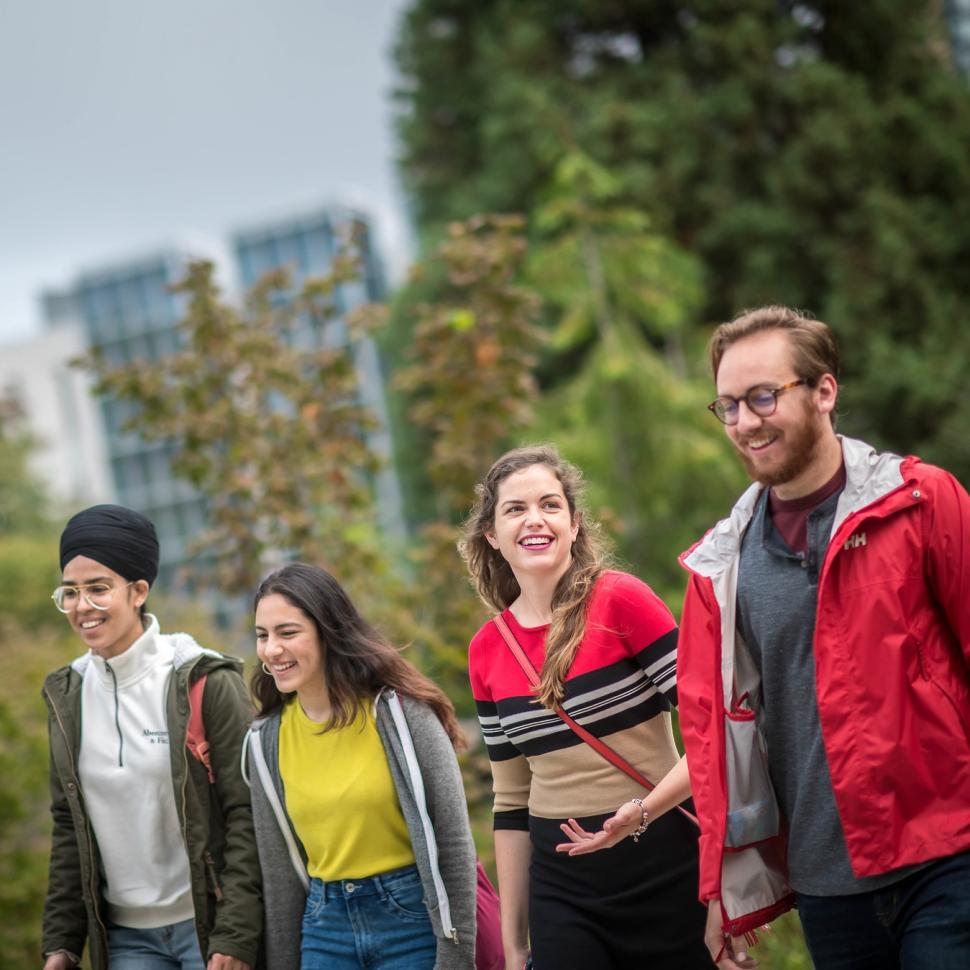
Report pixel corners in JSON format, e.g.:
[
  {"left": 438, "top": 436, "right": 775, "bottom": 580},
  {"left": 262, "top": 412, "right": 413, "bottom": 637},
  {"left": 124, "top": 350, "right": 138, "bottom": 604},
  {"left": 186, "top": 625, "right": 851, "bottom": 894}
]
[{"left": 733, "top": 411, "right": 824, "bottom": 488}]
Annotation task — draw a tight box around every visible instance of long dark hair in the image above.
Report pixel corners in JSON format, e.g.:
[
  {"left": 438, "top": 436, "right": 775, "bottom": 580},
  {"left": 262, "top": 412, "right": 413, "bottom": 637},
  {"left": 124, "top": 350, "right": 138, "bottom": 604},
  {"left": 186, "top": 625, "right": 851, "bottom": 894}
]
[
  {"left": 458, "top": 444, "right": 610, "bottom": 709},
  {"left": 250, "top": 562, "right": 463, "bottom": 749}
]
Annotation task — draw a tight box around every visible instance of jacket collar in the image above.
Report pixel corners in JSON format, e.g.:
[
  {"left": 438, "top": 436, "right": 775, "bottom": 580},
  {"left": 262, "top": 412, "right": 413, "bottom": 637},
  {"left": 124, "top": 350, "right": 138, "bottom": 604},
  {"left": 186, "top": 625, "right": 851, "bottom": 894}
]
[
  {"left": 83, "top": 614, "right": 164, "bottom": 687},
  {"left": 69, "top": 614, "right": 223, "bottom": 680},
  {"left": 683, "top": 436, "right": 907, "bottom": 579}
]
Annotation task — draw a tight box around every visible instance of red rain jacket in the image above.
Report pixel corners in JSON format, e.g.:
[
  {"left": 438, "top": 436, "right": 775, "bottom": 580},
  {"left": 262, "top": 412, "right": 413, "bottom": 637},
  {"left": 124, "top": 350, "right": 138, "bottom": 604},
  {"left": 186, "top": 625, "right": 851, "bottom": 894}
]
[{"left": 678, "top": 437, "right": 970, "bottom": 931}]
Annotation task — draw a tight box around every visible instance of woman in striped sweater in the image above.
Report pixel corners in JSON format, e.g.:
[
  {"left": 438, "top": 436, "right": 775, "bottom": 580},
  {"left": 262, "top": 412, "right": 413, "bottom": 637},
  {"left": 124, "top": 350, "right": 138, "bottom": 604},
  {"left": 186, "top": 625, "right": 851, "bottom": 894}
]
[{"left": 460, "top": 445, "right": 708, "bottom": 970}]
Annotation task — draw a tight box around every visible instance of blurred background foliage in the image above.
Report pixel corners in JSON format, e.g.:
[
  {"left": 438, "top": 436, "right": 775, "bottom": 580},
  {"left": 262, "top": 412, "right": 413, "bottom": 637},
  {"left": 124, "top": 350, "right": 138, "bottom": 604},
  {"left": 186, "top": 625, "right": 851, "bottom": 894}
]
[
  {"left": 393, "top": 0, "right": 970, "bottom": 483},
  {"left": 4, "top": 1, "right": 969, "bottom": 965}
]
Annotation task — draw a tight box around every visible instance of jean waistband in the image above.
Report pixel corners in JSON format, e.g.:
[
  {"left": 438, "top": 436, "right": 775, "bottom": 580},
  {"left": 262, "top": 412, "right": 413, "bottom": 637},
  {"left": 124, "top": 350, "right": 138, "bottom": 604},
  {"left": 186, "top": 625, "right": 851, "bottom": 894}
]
[{"left": 308, "top": 863, "right": 420, "bottom": 902}]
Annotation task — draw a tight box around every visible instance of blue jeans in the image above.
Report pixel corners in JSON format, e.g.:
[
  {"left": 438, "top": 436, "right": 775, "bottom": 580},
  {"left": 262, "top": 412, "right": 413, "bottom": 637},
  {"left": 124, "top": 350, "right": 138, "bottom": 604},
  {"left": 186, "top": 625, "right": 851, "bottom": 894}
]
[
  {"left": 796, "top": 850, "right": 970, "bottom": 969},
  {"left": 107, "top": 917, "right": 205, "bottom": 970},
  {"left": 301, "top": 863, "right": 437, "bottom": 970}
]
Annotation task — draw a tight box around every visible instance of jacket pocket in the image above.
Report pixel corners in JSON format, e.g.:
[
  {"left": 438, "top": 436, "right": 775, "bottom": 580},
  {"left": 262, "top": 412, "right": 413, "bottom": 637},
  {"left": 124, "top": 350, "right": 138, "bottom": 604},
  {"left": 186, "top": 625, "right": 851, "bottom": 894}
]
[
  {"left": 914, "top": 637, "right": 970, "bottom": 746},
  {"left": 723, "top": 709, "right": 781, "bottom": 849}
]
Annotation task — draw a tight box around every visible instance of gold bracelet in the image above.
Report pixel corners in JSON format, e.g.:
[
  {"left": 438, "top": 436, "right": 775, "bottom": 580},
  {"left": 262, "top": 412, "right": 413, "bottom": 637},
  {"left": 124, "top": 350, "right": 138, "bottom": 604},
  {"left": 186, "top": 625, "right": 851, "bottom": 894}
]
[{"left": 630, "top": 797, "right": 650, "bottom": 842}]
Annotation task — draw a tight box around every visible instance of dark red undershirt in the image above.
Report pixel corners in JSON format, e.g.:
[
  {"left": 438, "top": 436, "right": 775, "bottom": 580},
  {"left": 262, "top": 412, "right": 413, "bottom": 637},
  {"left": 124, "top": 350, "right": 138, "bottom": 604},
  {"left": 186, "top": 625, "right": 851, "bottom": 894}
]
[{"left": 768, "top": 462, "right": 847, "bottom": 557}]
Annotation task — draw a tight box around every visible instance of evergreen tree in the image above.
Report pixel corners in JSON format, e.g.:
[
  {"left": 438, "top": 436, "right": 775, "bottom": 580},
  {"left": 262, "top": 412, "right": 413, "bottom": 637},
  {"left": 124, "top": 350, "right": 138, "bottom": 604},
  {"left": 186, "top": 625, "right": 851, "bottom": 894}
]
[
  {"left": 0, "top": 399, "right": 50, "bottom": 537},
  {"left": 395, "top": 0, "right": 970, "bottom": 480},
  {"left": 527, "top": 150, "right": 745, "bottom": 598}
]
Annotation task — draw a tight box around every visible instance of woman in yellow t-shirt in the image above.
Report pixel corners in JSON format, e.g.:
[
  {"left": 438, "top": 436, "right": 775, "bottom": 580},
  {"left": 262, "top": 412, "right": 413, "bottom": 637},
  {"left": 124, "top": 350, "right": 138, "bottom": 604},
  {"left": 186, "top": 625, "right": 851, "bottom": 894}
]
[{"left": 246, "top": 563, "right": 478, "bottom": 970}]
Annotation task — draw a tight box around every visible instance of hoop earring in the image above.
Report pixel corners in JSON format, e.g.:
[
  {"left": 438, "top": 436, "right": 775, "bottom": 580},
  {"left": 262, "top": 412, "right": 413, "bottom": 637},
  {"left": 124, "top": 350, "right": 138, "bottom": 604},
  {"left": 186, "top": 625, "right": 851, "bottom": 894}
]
[{"left": 261, "top": 662, "right": 272, "bottom": 675}]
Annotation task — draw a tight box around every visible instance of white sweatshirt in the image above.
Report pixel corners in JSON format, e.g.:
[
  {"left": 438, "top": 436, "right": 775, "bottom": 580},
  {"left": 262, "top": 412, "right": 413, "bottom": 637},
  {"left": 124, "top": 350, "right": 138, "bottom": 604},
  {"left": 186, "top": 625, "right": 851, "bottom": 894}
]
[{"left": 78, "top": 615, "right": 195, "bottom": 928}]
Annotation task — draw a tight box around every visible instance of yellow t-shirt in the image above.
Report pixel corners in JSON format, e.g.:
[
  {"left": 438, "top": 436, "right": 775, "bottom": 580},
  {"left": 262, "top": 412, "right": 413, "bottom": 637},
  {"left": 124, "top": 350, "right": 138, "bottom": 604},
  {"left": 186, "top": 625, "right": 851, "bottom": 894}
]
[{"left": 279, "top": 698, "right": 416, "bottom": 880}]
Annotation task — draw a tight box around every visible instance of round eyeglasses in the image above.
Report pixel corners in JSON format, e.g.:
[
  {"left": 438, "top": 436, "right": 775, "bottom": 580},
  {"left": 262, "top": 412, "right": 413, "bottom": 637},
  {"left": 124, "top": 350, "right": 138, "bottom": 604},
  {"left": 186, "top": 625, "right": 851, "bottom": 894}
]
[
  {"left": 52, "top": 582, "right": 134, "bottom": 613},
  {"left": 708, "top": 379, "right": 808, "bottom": 426}
]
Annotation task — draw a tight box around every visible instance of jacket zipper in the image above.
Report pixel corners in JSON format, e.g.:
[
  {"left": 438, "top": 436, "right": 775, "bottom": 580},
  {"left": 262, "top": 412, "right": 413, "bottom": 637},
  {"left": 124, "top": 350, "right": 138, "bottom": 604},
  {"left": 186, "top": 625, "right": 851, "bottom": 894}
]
[
  {"left": 44, "top": 686, "right": 109, "bottom": 952},
  {"left": 105, "top": 662, "right": 124, "bottom": 767},
  {"left": 203, "top": 850, "right": 224, "bottom": 901},
  {"left": 819, "top": 479, "right": 920, "bottom": 593}
]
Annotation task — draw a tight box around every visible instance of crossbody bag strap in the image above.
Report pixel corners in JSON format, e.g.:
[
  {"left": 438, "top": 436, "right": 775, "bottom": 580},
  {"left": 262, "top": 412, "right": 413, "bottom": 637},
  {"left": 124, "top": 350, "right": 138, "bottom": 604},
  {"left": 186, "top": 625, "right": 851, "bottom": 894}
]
[{"left": 492, "top": 613, "right": 698, "bottom": 828}]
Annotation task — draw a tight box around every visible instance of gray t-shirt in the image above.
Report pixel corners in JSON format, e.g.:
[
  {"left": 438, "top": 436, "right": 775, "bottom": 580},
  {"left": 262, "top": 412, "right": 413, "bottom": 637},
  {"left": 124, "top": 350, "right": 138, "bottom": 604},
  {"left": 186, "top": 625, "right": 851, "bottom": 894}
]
[{"left": 737, "top": 486, "right": 918, "bottom": 895}]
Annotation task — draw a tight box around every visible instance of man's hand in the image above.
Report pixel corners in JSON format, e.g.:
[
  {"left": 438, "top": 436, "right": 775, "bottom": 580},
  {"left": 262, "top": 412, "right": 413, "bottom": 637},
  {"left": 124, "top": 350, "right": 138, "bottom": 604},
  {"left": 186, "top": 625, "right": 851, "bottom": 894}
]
[
  {"left": 207, "top": 955, "right": 251, "bottom": 970},
  {"left": 554, "top": 801, "right": 644, "bottom": 856},
  {"left": 705, "top": 900, "right": 757, "bottom": 969}
]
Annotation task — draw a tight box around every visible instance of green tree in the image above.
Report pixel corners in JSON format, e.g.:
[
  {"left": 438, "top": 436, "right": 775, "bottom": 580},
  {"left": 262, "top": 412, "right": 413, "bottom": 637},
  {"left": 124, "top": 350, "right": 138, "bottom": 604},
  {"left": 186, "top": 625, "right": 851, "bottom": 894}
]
[
  {"left": 395, "top": 0, "right": 970, "bottom": 481},
  {"left": 0, "top": 398, "right": 50, "bottom": 537},
  {"left": 0, "top": 628, "right": 81, "bottom": 970},
  {"left": 80, "top": 246, "right": 388, "bottom": 594},
  {"left": 394, "top": 214, "right": 544, "bottom": 706},
  {"left": 526, "top": 151, "right": 745, "bottom": 596},
  {"left": 0, "top": 413, "right": 71, "bottom": 966},
  {"left": 396, "top": 215, "right": 544, "bottom": 516},
  {"left": 0, "top": 404, "right": 61, "bottom": 631}
]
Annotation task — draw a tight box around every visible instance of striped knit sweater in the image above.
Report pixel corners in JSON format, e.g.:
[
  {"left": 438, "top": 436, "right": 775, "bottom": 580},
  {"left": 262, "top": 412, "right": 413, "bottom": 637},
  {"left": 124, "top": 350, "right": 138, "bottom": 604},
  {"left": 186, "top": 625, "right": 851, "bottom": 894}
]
[{"left": 469, "top": 570, "right": 682, "bottom": 829}]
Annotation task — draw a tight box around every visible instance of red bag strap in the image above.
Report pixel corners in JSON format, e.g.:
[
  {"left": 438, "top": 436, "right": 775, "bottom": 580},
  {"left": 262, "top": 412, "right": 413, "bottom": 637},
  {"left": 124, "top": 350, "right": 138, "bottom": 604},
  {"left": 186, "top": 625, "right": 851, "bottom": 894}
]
[
  {"left": 492, "top": 613, "right": 698, "bottom": 828},
  {"left": 186, "top": 673, "right": 214, "bottom": 783}
]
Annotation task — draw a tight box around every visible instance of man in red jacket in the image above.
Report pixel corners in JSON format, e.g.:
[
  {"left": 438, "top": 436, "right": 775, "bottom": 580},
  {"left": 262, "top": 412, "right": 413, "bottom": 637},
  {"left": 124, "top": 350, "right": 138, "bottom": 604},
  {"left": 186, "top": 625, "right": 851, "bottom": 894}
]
[{"left": 677, "top": 305, "right": 970, "bottom": 970}]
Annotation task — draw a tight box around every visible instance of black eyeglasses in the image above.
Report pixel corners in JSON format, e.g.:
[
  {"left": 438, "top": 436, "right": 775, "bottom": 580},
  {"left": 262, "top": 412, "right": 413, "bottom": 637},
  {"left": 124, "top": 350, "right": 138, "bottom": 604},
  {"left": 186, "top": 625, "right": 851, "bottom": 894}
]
[{"left": 708, "top": 379, "right": 808, "bottom": 426}]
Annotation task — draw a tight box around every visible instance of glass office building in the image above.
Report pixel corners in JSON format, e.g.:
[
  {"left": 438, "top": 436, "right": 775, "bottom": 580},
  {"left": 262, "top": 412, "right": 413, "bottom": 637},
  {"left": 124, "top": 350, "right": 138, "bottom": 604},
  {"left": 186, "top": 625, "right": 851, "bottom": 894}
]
[
  {"left": 43, "top": 206, "right": 403, "bottom": 589},
  {"left": 47, "top": 252, "right": 207, "bottom": 587},
  {"left": 948, "top": 0, "right": 970, "bottom": 75},
  {"left": 232, "top": 206, "right": 404, "bottom": 539}
]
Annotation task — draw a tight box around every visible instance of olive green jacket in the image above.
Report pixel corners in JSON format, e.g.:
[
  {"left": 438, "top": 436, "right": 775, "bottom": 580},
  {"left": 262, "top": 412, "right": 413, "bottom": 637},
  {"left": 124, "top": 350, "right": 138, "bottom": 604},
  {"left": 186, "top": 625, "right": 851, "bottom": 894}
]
[{"left": 41, "top": 629, "right": 262, "bottom": 969}]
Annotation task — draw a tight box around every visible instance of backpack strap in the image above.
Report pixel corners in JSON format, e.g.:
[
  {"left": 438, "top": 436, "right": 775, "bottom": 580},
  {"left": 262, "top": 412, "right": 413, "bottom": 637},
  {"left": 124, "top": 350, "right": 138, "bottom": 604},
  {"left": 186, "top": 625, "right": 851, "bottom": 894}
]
[{"left": 186, "top": 674, "right": 214, "bottom": 783}]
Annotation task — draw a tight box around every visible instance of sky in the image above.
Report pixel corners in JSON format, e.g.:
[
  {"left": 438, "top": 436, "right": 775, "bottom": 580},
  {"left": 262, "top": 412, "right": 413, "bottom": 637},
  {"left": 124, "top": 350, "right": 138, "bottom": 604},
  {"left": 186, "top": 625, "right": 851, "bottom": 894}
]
[{"left": 0, "top": 0, "right": 413, "bottom": 342}]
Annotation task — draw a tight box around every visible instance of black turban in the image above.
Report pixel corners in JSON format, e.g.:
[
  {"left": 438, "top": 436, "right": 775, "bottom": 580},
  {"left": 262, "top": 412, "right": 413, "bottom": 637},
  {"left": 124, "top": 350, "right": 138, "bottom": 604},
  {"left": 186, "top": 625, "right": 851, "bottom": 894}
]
[{"left": 59, "top": 504, "right": 160, "bottom": 586}]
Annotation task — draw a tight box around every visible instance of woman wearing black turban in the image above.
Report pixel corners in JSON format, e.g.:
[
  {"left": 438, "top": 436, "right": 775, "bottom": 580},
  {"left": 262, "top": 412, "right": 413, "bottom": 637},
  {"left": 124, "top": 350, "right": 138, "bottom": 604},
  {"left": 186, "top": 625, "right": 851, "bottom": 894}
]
[{"left": 41, "top": 505, "right": 263, "bottom": 970}]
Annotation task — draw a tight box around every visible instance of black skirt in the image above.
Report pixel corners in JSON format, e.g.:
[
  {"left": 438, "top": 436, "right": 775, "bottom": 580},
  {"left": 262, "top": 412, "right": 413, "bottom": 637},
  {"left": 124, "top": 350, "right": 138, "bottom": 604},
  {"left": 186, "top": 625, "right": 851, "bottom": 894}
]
[{"left": 528, "top": 804, "right": 710, "bottom": 970}]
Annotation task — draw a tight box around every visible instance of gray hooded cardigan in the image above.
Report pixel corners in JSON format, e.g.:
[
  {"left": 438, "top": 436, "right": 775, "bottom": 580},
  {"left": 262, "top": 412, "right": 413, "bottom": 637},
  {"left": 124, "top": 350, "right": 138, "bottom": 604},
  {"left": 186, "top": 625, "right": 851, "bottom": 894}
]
[{"left": 246, "top": 690, "right": 477, "bottom": 970}]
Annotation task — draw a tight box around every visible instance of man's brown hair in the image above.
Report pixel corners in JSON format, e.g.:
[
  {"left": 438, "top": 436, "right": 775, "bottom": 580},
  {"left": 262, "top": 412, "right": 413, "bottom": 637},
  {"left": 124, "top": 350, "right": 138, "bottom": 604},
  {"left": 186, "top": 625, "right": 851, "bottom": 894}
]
[{"left": 708, "top": 305, "right": 841, "bottom": 385}]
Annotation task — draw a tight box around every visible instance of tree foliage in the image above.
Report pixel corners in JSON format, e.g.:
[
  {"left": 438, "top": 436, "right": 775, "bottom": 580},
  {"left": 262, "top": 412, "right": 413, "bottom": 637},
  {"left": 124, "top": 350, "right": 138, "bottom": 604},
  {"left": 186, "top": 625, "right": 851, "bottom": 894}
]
[
  {"left": 81, "top": 245, "right": 389, "bottom": 593},
  {"left": 394, "top": 215, "right": 544, "bottom": 703},
  {"left": 395, "top": 0, "right": 970, "bottom": 482},
  {"left": 0, "top": 628, "right": 76, "bottom": 969},
  {"left": 396, "top": 214, "right": 544, "bottom": 516},
  {"left": 0, "top": 404, "right": 61, "bottom": 630},
  {"left": 0, "top": 399, "right": 50, "bottom": 538},
  {"left": 526, "top": 149, "right": 746, "bottom": 597},
  {"left": 0, "top": 423, "right": 69, "bottom": 966}
]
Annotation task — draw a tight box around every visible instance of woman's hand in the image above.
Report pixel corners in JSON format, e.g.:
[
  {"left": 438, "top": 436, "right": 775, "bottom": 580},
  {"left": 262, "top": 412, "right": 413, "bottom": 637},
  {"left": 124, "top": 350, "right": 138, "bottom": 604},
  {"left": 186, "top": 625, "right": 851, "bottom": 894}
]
[
  {"left": 556, "top": 755, "right": 692, "bottom": 858},
  {"left": 554, "top": 800, "right": 645, "bottom": 856},
  {"left": 42, "top": 954, "right": 77, "bottom": 970},
  {"left": 207, "top": 955, "right": 251, "bottom": 970},
  {"left": 503, "top": 944, "right": 530, "bottom": 970}
]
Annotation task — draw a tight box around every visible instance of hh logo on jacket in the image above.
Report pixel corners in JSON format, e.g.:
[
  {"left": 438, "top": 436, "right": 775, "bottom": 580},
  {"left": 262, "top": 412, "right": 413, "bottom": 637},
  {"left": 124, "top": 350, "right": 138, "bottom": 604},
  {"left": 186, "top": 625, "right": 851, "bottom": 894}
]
[{"left": 843, "top": 532, "right": 867, "bottom": 550}]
